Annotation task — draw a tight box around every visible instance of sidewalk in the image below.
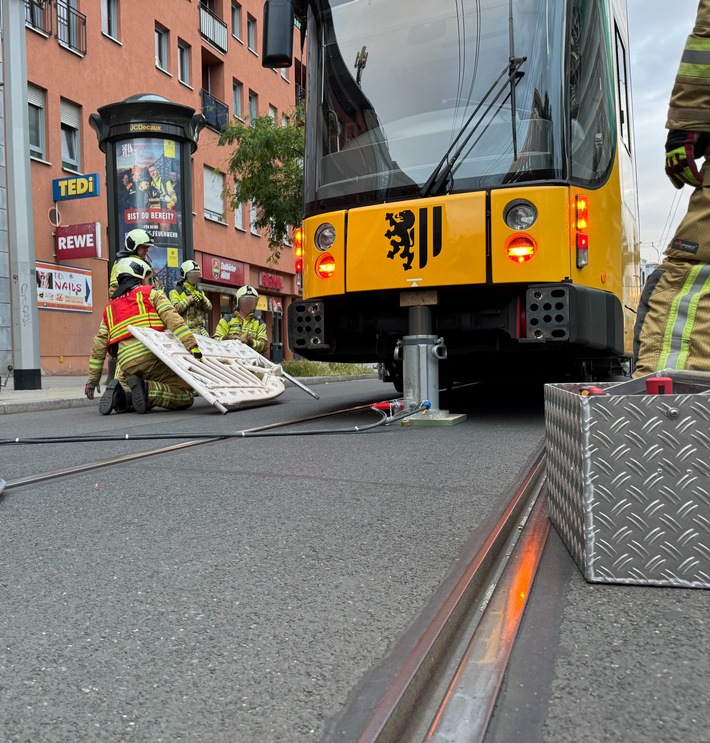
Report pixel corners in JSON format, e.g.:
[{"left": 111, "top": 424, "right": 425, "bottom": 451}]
[{"left": 0, "top": 373, "right": 377, "bottom": 416}]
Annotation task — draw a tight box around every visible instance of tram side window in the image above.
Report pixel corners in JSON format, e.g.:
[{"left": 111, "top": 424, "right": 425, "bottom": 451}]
[
  {"left": 615, "top": 26, "right": 632, "bottom": 153},
  {"left": 568, "top": 0, "right": 616, "bottom": 186}
]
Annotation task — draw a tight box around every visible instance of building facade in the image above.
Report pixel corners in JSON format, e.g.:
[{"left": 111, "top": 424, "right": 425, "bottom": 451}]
[{"left": 23, "top": 0, "right": 304, "bottom": 374}]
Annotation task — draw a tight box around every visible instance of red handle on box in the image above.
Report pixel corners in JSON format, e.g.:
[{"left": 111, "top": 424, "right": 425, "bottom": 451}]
[{"left": 646, "top": 377, "right": 673, "bottom": 395}]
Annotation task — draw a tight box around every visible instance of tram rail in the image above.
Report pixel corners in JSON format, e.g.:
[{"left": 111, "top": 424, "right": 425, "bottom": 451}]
[{"left": 322, "top": 446, "right": 548, "bottom": 743}]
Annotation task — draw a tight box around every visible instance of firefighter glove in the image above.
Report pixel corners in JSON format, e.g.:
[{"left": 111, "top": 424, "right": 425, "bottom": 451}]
[
  {"left": 84, "top": 381, "right": 97, "bottom": 400},
  {"left": 190, "top": 347, "right": 204, "bottom": 362},
  {"left": 240, "top": 332, "right": 254, "bottom": 346},
  {"left": 665, "top": 130, "right": 708, "bottom": 188}
]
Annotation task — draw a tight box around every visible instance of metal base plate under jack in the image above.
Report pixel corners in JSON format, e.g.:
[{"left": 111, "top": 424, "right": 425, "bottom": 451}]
[
  {"left": 401, "top": 410, "right": 467, "bottom": 427},
  {"left": 128, "top": 326, "right": 285, "bottom": 414}
]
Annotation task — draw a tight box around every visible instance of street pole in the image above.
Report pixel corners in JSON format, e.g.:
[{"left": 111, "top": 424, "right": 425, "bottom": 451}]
[{"left": 2, "top": 0, "right": 42, "bottom": 389}]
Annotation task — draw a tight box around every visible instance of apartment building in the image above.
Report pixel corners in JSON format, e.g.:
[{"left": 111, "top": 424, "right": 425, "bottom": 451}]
[{"left": 24, "top": 0, "right": 305, "bottom": 373}]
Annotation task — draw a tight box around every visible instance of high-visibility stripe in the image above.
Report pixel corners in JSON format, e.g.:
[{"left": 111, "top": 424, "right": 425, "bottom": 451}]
[
  {"left": 658, "top": 264, "right": 710, "bottom": 369},
  {"left": 681, "top": 49, "right": 710, "bottom": 66},
  {"left": 678, "top": 62, "right": 710, "bottom": 78},
  {"left": 684, "top": 36, "right": 710, "bottom": 52},
  {"left": 676, "top": 271, "right": 710, "bottom": 369}
]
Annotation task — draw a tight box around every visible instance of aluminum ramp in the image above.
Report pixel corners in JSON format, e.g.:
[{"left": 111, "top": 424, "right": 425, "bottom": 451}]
[{"left": 128, "top": 326, "right": 285, "bottom": 414}]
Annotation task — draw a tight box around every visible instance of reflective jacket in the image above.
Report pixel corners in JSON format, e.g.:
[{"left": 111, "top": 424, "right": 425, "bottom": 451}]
[
  {"left": 88, "top": 286, "right": 197, "bottom": 383},
  {"left": 169, "top": 281, "right": 213, "bottom": 336},
  {"left": 214, "top": 313, "right": 268, "bottom": 354},
  {"left": 668, "top": 0, "right": 710, "bottom": 131}
]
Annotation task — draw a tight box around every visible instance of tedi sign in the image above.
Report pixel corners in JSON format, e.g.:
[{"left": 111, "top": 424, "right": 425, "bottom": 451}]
[
  {"left": 52, "top": 174, "right": 101, "bottom": 201},
  {"left": 55, "top": 222, "right": 102, "bottom": 261}
]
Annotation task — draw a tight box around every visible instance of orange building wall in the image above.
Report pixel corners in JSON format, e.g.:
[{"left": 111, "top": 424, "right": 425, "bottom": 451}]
[{"left": 26, "top": 0, "right": 304, "bottom": 374}]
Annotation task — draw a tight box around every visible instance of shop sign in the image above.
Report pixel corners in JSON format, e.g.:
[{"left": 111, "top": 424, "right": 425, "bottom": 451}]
[
  {"left": 52, "top": 173, "right": 101, "bottom": 201},
  {"left": 55, "top": 222, "right": 101, "bottom": 260},
  {"left": 204, "top": 252, "right": 245, "bottom": 286},
  {"left": 36, "top": 260, "right": 93, "bottom": 313},
  {"left": 259, "top": 272, "right": 284, "bottom": 291}
]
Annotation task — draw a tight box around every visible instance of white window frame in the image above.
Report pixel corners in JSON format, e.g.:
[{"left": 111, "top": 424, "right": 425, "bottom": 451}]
[
  {"left": 268, "top": 105, "right": 277, "bottom": 121},
  {"left": 178, "top": 40, "right": 191, "bottom": 86},
  {"left": 234, "top": 184, "right": 245, "bottom": 230},
  {"left": 231, "top": 1, "right": 242, "bottom": 40},
  {"left": 60, "top": 98, "right": 81, "bottom": 172},
  {"left": 155, "top": 24, "right": 168, "bottom": 72},
  {"left": 247, "top": 15, "right": 257, "bottom": 53},
  {"left": 28, "top": 84, "right": 46, "bottom": 160},
  {"left": 233, "top": 80, "right": 243, "bottom": 119},
  {"left": 248, "top": 90, "right": 258, "bottom": 123},
  {"left": 281, "top": 67, "right": 289, "bottom": 82},
  {"left": 250, "top": 202, "right": 260, "bottom": 236},
  {"left": 101, "top": 0, "right": 119, "bottom": 40},
  {"left": 204, "top": 166, "right": 226, "bottom": 223}
]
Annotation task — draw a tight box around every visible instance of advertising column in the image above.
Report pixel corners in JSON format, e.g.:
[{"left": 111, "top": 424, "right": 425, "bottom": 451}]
[{"left": 90, "top": 94, "right": 204, "bottom": 294}]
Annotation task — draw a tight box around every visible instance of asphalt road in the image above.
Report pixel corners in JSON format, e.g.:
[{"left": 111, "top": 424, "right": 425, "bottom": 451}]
[{"left": 0, "top": 379, "right": 544, "bottom": 742}]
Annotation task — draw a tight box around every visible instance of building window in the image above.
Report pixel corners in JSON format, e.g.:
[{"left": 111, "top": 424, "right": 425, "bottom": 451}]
[
  {"left": 233, "top": 80, "right": 243, "bottom": 119},
  {"left": 60, "top": 99, "right": 81, "bottom": 172},
  {"left": 615, "top": 26, "right": 632, "bottom": 152},
  {"left": 247, "top": 15, "right": 256, "bottom": 52},
  {"left": 155, "top": 24, "right": 168, "bottom": 71},
  {"left": 248, "top": 90, "right": 258, "bottom": 123},
  {"left": 281, "top": 67, "right": 289, "bottom": 82},
  {"left": 281, "top": 115, "right": 288, "bottom": 128},
  {"left": 268, "top": 105, "right": 278, "bottom": 121},
  {"left": 178, "top": 40, "right": 191, "bottom": 86},
  {"left": 28, "top": 84, "right": 46, "bottom": 160},
  {"left": 204, "top": 166, "right": 225, "bottom": 222},
  {"left": 234, "top": 184, "right": 244, "bottom": 230},
  {"left": 231, "top": 2, "right": 242, "bottom": 39},
  {"left": 101, "top": 0, "right": 119, "bottom": 40},
  {"left": 250, "top": 202, "right": 260, "bottom": 235}
]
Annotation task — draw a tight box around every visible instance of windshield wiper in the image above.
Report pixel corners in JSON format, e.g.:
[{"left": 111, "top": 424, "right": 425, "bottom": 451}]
[{"left": 420, "top": 0, "right": 526, "bottom": 199}]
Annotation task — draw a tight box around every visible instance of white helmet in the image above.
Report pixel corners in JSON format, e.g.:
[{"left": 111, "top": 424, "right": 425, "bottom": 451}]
[
  {"left": 236, "top": 284, "right": 259, "bottom": 308},
  {"left": 180, "top": 259, "right": 201, "bottom": 280},
  {"left": 115, "top": 257, "right": 153, "bottom": 281}
]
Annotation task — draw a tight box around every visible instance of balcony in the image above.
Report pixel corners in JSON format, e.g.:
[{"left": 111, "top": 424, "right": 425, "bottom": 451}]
[
  {"left": 201, "top": 90, "right": 229, "bottom": 132},
  {"left": 56, "top": 3, "right": 87, "bottom": 55},
  {"left": 199, "top": 4, "right": 228, "bottom": 54},
  {"left": 25, "top": 0, "right": 52, "bottom": 35}
]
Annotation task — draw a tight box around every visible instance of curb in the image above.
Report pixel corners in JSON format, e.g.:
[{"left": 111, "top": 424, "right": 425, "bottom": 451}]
[{"left": 0, "top": 375, "right": 380, "bottom": 416}]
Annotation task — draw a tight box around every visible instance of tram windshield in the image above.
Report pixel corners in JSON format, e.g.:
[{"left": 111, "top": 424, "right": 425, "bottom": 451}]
[{"left": 305, "top": 0, "right": 567, "bottom": 213}]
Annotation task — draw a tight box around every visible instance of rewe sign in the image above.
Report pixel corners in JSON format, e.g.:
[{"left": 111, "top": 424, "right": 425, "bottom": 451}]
[{"left": 55, "top": 222, "right": 102, "bottom": 260}]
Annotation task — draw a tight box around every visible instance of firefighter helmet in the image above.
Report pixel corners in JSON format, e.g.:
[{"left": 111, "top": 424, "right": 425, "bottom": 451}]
[
  {"left": 115, "top": 257, "right": 153, "bottom": 281},
  {"left": 180, "top": 260, "right": 201, "bottom": 280},
  {"left": 124, "top": 228, "right": 154, "bottom": 253},
  {"left": 236, "top": 284, "right": 259, "bottom": 308}
]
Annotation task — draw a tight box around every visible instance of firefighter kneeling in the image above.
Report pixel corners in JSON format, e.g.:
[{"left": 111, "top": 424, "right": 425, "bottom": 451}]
[
  {"left": 85, "top": 257, "right": 203, "bottom": 414},
  {"left": 214, "top": 284, "right": 268, "bottom": 354}
]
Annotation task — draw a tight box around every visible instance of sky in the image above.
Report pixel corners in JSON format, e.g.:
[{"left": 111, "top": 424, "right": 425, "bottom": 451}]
[{"left": 627, "top": 0, "right": 699, "bottom": 262}]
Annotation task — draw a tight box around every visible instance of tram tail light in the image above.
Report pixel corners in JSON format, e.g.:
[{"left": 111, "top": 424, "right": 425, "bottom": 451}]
[
  {"left": 315, "top": 253, "right": 336, "bottom": 279},
  {"left": 575, "top": 196, "right": 589, "bottom": 268},
  {"left": 294, "top": 226, "right": 303, "bottom": 273},
  {"left": 506, "top": 235, "right": 537, "bottom": 264}
]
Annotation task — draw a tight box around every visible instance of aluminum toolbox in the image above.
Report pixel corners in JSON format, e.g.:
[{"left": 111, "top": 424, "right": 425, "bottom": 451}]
[{"left": 545, "top": 371, "right": 710, "bottom": 588}]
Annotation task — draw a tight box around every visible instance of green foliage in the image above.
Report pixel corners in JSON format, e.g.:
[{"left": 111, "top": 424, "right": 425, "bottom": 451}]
[
  {"left": 281, "top": 360, "right": 376, "bottom": 377},
  {"left": 219, "top": 107, "right": 305, "bottom": 265}
]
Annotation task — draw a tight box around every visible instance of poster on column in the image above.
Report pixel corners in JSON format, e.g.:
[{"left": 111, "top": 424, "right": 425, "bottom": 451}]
[
  {"left": 115, "top": 137, "right": 183, "bottom": 293},
  {"left": 36, "top": 261, "right": 93, "bottom": 313}
]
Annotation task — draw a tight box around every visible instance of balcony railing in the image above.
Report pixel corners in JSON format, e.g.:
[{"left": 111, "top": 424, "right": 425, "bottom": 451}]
[
  {"left": 25, "top": 0, "right": 52, "bottom": 35},
  {"left": 56, "top": 2, "right": 87, "bottom": 55},
  {"left": 201, "top": 90, "right": 229, "bottom": 132},
  {"left": 296, "top": 83, "right": 306, "bottom": 105},
  {"left": 199, "top": 4, "right": 228, "bottom": 54}
]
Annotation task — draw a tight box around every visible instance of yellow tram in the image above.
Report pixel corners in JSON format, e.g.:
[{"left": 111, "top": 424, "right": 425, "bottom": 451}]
[{"left": 265, "top": 0, "right": 639, "bottom": 386}]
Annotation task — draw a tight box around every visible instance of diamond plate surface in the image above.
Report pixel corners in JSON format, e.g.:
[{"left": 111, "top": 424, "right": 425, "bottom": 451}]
[{"left": 545, "top": 382, "right": 710, "bottom": 588}]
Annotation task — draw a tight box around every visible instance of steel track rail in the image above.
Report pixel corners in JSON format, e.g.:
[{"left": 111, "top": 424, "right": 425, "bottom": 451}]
[
  {"left": 323, "top": 447, "right": 548, "bottom": 743},
  {"left": 1, "top": 401, "right": 386, "bottom": 492}
]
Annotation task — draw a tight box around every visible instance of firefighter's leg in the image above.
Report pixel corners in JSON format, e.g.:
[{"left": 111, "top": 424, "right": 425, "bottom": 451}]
[
  {"left": 105, "top": 356, "right": 117, "bottom": 385},
  {"left": 634, "top": 259, "right": 710, "bottom": 376},
  {"left": 131, "top": 356, "right": 194, "bottom": 411}
]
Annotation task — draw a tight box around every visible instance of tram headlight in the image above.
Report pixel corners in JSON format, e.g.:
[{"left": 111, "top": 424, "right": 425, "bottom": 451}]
[
  {"left": 504, "top": 200, "right": 537, "bottom": 231},
  {"left": 315, "top": 223, "right": 337, "bottom": 251}
]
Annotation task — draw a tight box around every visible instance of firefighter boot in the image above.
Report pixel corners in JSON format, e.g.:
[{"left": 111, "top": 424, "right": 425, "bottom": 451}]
[
  {"left": 128, "top": 375, "right": 149, "bottom": 414},
  {"left": 99, "top": 378, "right": 127, "bottom": 416}
]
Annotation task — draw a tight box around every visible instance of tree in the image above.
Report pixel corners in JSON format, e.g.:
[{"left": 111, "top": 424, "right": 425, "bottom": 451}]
[{"left": 219, "top": 108, "right": 304, "bottom": 266}]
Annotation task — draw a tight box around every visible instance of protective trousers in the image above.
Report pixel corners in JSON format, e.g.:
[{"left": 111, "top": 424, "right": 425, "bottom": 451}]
[
  {"left": 121, "top": 356, "right": 194, "bottom": 410},
  {"left": 634, "top": 259, "right": 710, "bottom": 376}
]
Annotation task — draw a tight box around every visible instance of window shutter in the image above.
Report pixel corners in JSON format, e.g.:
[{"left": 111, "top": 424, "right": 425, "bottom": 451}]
[
  {"left": 28, "top": 84, "right": 45, "bottom": 108},
  {"left": 60, "top": 99, "right": 81, "bottom": 128}
]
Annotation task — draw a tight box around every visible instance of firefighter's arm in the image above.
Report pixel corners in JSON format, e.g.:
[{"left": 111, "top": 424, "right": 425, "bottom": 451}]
[
  {"left": 200, "top": 292, "right": 213, "bottom": 312},
  {"left": 169, "top": 288, "right": 191, "bottom": 314},
  {"left": 152, "top": 290, "right": 199, "bottom": 352},
  {"left": 253, "top": 322, "right": 268, "bottom": 354},
  {"left": 213, "top": 317, "right": 230, "bottom": 340},
  {"left": 87, "top": 321, "right": 109, "bottom": 386}
]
